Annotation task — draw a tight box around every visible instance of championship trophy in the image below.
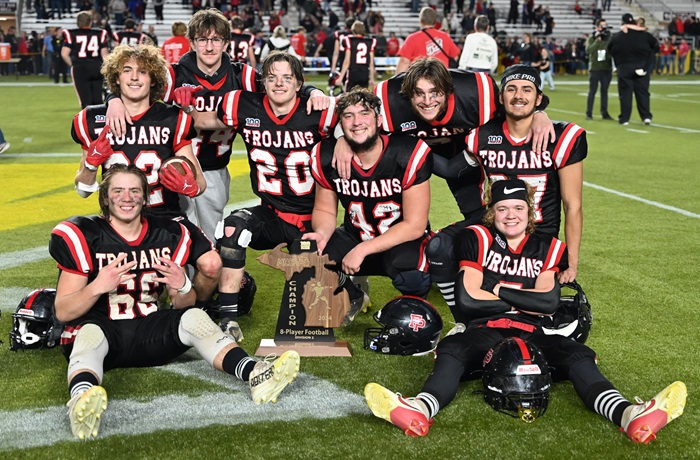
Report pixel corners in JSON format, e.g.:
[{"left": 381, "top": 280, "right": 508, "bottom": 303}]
[{"left": 254, "top": 239, "right": 353, "bottom": 357}]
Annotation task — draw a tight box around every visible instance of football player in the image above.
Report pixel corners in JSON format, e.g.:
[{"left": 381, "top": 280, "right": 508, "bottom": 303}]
[
  {"left": 180, "top": 51, "right": 337, "bottom": 341},
  {"left": 228, "top": 16, "right": 256, "bottom": 67},
  {"left": 466, "top": 65, "right": 586, "bottom": 283},
  {"left": 106, "top": 9, "right": 329, "bottom": 245},
  {"left": 112, "top": 18, "right": 146, "bottom": 48},
  {"left": 334, "top": 58, "right": 555, "bottom": 314},
  {"left": 364, "top": 179, "right": 687, "bottom": 444},
  {"left": 306, "top": 89, "right": 433, "bottom": 317},
  {"left": 51, "top": 165, "right": 301, "bottom": 440},
  {"left": 71, "top": 44, "right": 220, "bottom": 312},
  {"left": 337, "top": 21, "right": 376, "bottom": 91},
  {"left": 61, "top": 11, "right": 109, "bottom": 108}
]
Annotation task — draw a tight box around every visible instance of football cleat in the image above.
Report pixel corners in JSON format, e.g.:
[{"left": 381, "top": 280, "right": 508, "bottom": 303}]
[
  {"left": 222, "top": 320, "right": 244, "bottom": 343},
  {"left": 249, "top": 351, "right": 300, "bottom": 404},
  {"left": 66, "top": 386, "right": 108, "bottom": 440},
  {"left": 0, "top": 142, "right": 10, "bottom": 155},
  {"left": 620, "top": 381, "right": 687, "bottom": 444},
  {"left": 364, "top": 383, "right": 433, "bottom": 437},
  {"left": 351, "top": 276, "right": 371, "bottom": 311},
  {"left": 445, "top": 322, "right": 466, "bottom": 337},
  {"left": 344, "top": 292, "right": 371, "bottom": 325}
]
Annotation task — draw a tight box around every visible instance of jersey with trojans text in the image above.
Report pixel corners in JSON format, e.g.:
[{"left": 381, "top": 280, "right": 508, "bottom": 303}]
[
  {"left": 165, "top": 52, "right": 260, "bottom": 171},
  {"left": 374, "top": 70, "right": 498, "bottom": 218},
  {"left": 456, "top": 224, "right": 568, "bottom": 326},
  {"left": 466, "top": 120, "right": 587, "bottom": 236},
  {"left": 71, "top": 101, "right": 197, "bottom": 218},
  {"left": 310, "top": 134, "right": 432, "bottom": 241},
  {"left": 218, "top": 90, "right": 337, "bottom": 215},
  {"left": 49, "top": 215, "right": 192, "bottom": 325}
]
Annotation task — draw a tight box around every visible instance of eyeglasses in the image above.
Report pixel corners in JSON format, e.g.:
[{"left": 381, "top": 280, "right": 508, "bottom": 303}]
[{"left": 194, "top": 37, "right": 226, "bottom": 46}]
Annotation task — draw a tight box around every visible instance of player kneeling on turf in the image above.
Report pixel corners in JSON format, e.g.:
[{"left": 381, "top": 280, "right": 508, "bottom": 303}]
[{"left": 50, "top": 165, "right": 300, "bottom": 440}]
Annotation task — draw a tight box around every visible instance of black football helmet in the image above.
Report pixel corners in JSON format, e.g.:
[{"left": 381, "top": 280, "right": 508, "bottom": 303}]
[
  {"left": 327, "top": 71, "right": 344, "bottom": 96},
  {"left": 364, "top": 296, "right": 443, "bottom": 356},
  {"left": 541, "top": 280, "right": 592, "bottom": 343},
  {"left": 9, "top": 288, "right": 63, "bottom": 351},
  {"left": 482, "top": 337, "right": 552, "bottom": 423},
  {"left": 238, "top": 271, "right": 257, "bottom": 315}
]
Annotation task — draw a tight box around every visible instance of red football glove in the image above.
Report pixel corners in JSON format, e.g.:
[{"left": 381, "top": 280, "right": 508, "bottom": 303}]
[
  {"left": 159, "top": 160, "right": 199, "bottom": 197},
  {"left": 85, "top": 126, "right": 113, "bottom": 170},
  {"left": 173, "top": 85, "right": 203, "bottom": 108}
]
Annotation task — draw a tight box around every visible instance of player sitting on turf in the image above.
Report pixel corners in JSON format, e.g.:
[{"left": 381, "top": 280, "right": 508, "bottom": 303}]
[
  {"left": 50, "top": 165, "right": 301, "bottom": 440},
  {"left": 364, "top": 179, "right": 687, "bottom": 443}
]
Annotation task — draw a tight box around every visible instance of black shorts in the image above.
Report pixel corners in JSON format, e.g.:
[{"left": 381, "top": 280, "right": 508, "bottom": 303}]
[
  {"left": 60, "top": 308, "right": 191, "bottom": 371},
  {"left": 225, "top": 205, "right": 310, "bottom": 251},
  {"left": 323, "top": 226, "right": 429, "bottom": 278},
  {"left": 346, "top": 69, "right": 370, "bottom": 90}
]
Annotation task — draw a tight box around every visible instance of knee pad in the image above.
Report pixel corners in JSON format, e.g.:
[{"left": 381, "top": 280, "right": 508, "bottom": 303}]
[
  {"left": 425, "top": 232, "right": 458, "bottom": 283},
  {"left": 178, "top": 308, "right": 235, "bottom": 366},
  {"left": 215, "top": 209, "right": 258, "bottom": 269},
  {"left": 67, "top": 324, "right": 108, "bottom": 383},
  {"left": 392, "top": 270, "right": 431, "bottom": 297}
]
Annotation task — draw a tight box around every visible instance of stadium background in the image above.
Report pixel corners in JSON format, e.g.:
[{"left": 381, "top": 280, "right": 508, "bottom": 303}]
[{"left": 0, "top": 73, "right": 698, "bottom": 458}]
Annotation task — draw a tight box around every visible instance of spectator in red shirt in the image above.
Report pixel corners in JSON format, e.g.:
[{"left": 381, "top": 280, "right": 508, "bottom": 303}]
[
  {"left": 387, "top": 31, "right": 400, "bottom": 57},
  {"left": 291, "top": 27, "right": 307, "bottom": 57},
  {"left": 396, "top": 7, "right": 460, "bottom": 73},
  {"left": 161, "top": 21, "right": 191, "bottom": 65},
  {"left": 677, "top": 38, "right": 689, "bottom": 75}
]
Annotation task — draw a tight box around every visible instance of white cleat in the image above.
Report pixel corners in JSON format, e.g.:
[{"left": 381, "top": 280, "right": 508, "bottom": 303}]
[
  {"left": 66, "top": 386, "right": 108, "bottom": 440},
  {"left": 249, "top": 350, "right": 301, "bottom": 404}
]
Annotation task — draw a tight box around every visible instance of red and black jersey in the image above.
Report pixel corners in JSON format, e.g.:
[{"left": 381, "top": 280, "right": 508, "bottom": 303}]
[
  {"left": 311, "top": 134, "right": 432, "bottom": 241},
  {"left": 374, "top": 69, "right": 498, "bottom": 218},
  {"left": 334, "top": 29, "right": 353, "bottom": 69},
  {"left": 112, "top": 30, "right": 146, "bottom": 47},
  {"left": 229, "top": 32, "right": 255, "bottom": 63},
  {"left": 62, "top": 27, "right": 109, "bottom": 65},
  {"left": 71, "top": 101, "right": 197, "bottom": 217},
  {"left": 165, "top": 52, "right": 260, "bottom": 171},
  {"left": 456, "top": 224, "right": 567, "bottom": 325},
  {"left": 466, "top": 120, "right": 587, "bottom": 236},
  {"left": 343, "top": 35, "right": 377, "bottom": 74},
  {"left": 218, "top": 90, "right": 337, "bottom": 215},
  {"left": 49, "top": 215, "right": 192, "bottom": 323}
]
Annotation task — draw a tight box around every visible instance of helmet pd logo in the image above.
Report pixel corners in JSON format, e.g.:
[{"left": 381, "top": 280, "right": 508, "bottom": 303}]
[{"left": 408, "top": 314, "right": 426, "bottom": 332}]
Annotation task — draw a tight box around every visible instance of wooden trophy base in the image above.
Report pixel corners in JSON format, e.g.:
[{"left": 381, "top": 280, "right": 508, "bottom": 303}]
[{"left": 255, "top": 339, "right": 352, "bottom": 357}]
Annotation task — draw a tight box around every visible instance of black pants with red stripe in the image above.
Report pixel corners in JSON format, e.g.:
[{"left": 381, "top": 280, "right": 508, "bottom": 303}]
[{"left": 421, "top": 325, "right": 605, "bottom": 413}]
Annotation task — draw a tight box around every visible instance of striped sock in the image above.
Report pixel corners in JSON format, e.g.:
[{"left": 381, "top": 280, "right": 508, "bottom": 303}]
[
  {"left": 69, "top": 372, "right": 99, "bottom": 399},
  {"left": 416, "top": 392, "right": 440, "bottom": 419},
  {"left": 594, "top": 388, "right": 631, "bottom": 426}
]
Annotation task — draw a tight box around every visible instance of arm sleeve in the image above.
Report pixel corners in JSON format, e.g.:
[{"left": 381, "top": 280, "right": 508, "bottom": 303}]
[
  {"left": 454, "top": 271, "right": 512, "bottom": 322},
  {"left": 497, "top": 279, "right": 561, "bottom": 315},
  {"left": 432, "top": 151, "right": 477, "bottom": 180}
]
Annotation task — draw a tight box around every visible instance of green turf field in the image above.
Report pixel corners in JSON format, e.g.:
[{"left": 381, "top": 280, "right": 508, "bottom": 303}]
[{"left": 1, "top": 74, "right": 699, "bottom": 459}]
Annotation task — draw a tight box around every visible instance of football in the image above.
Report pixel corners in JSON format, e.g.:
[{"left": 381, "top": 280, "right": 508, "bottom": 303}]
[{"left": 161, "top": 156, "right": 197, "bottom": 179}]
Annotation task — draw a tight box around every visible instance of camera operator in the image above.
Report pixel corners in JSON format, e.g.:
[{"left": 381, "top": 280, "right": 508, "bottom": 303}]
[{"left": 585, "top": 18, "right": 613, "bottom": 120}]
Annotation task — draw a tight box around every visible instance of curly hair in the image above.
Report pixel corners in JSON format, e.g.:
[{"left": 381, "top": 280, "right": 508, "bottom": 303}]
[
  {"left": 101, "top": 44, "right": 168, "bottom": 103},
  {"left": 336, "top": 88, "right": 381, "bottom": 116},
  {"left": 400, "top": 57, "right": 455, "bottom": 99},
  {"left": 98, "top": 164, "right": 149, "bottom": 220},
  {"left": 482, "top": 181, "right": 537, "bottom": 234}
]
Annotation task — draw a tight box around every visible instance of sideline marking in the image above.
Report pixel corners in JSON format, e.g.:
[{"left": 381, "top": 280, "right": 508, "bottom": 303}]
[
  {"left": 584, "top": 181, "right": 700, "bottom": 219},
  {"left": 0, "top": 352, "right": 368, "bottom": 450}
]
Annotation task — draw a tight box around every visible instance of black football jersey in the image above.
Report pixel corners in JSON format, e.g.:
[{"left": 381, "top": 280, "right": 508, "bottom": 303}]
[
  {"left": 466, "top": 120, "right": 587, "bottom": 236},
  {"left": 218, "top": 90, "right": 337, "bottom": 215},
  {"left": 374, "top": 69, "right": 499, "bottom": 218},
  {"left": 165, "top": 52, "right": 261, "bottom": 171},
  {"left": 62, "top": 28, "right": 109, "bottom": 64},
  {"left": 311, "top": 134, "right": 432, "bottom": 241},
  {"left": 334, "top": 30, "right": 353, "bottom": 69},
  {"left": 229, "top": 32, "right": 255, "bottom": 63},
  {"left": 343, "top": 35, "right": 377, "bottom": 73},
  {"left": 456, "top": 224, "right": 568, "bottom": 325},
  {"left": 71, "top": 101, "right": 197, "bottom": 217},
  {"left": 112, "top": 30, "right": 145, "bottom": 47},
  {"left": 50, "top": 215, "right": 192, "bottom": 322}
]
